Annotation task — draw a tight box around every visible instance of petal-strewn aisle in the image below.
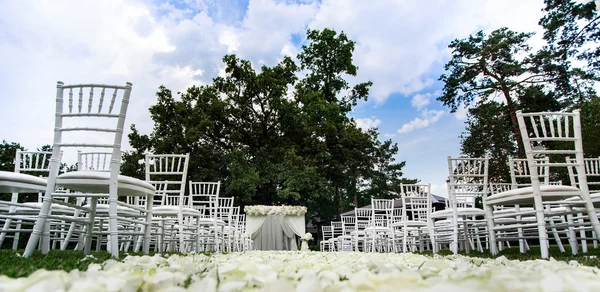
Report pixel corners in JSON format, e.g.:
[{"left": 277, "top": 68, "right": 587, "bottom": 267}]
[{"left": 1, "top": 251, "right": 599, "bottom": 291}]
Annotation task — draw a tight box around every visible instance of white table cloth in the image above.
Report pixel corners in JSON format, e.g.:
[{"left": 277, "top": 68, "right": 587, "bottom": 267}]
[{"left": 246, "top": 214, "right": 306, "bottom": 250}]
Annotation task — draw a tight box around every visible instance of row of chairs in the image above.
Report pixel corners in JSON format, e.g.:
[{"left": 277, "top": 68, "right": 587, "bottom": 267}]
[
  {"left": 321, "top": 184, "right": 435, "bottom": 253},
  {"left": 0, "top": 81, "right": 252, "bottom": 258},
  {"left": 321, "top": 110, "right": 600, "bottom": 258},
  {"left": 0, "top": 149, "right": 253, "bottom": 255}
]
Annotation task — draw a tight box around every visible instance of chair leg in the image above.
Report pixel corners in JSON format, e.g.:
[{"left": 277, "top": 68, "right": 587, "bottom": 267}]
[
  {"left": 578, "top": 215, "right": 588, "bottom": 253},
  {"left": 84, "top": 197, "right": 97, "bottom": 255},
  {"left": 533, "top": 195, "right": 549, "bottom": 259},
  {"left": 12, "top": 221, "right": 22, "bottom": 251},
  {"left": 484, "top": 204, "right": 498, "bottom": 255},
  {"left": 0, "top": 216, "right": 13, "bottom": 247},
  {"left": 565, "top": 208, "right": 579, "bottom": 255}
]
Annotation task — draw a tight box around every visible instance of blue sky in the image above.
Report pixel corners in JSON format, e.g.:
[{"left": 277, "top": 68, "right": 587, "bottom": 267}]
[{"left": 0, "top": 0, "right": 548, "bottom": 196}]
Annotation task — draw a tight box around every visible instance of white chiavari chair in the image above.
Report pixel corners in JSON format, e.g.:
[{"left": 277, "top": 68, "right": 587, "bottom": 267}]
[
  {"left": 0, "top": 150, "right": 72, "bottom": 249},
  {"left": 485, "top": 110, "right": 599, "bottom": 258},
  {"left": 188, "top": 181, "right": 222, "bottom": 252},
  {"left": 391, "top": 183, "right": 435, "bottom": 253},
  {"left": 431, "top": 157, "right": 490, "bottom": 255},
  {"left": 23, "top": 81, "right": 156, "bottom": 258}
]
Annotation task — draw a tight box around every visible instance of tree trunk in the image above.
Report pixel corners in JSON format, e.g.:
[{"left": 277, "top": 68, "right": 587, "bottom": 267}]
[
  {"left": 338, "top": 186, "right": 343, "bottom": 215},
  {"left": 502, "top": 88, "right": 524, "bottom": 156}
]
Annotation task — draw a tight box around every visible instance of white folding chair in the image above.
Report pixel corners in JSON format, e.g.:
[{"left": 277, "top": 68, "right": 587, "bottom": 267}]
[
  {"left": 485, "top": 110, "right": 600, "bottom": 258},
  {"left": 565, "top": 156, "right": 600, "bottom": 252},
  {"left": 0, "top": 150, "right": 62, "bottom": 249},
  {"left": 431, "top": 157, "right": 490, "bottom": 255},
  {"left": 320, "top": 225, "right": 333, "bottom": 251},
  {"left": 353, "top": 207, "right": 372, "bottom": 252},
  {"left": 143, "top": 153, "right": 197, "bottom": 253},
  {"left": 368, "top": 198, "right": 393, "bottom": 252},
  {"left": 23, "top": 81, "right": 155, "bottom": 258},
  {"left": 188, "top": 181, "right": 222, "bottom": 251},
  {"left": 391, "top": 183, "right": 435, "bottom": 253}
]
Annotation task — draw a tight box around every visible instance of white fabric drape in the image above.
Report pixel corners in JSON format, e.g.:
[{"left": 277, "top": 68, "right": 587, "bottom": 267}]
[
  {"left": 245, "top": 215, "right": 267, "bottom": 237},
  {"left": 245, "top": 214, "right": 305, "bottom": 251},
  {"left": 283, "top": 215, "right": 306, "bottom": 237}
]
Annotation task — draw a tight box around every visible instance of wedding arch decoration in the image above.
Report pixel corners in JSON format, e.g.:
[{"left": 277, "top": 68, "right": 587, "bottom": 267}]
[{"left": 244, "top": 205, "right": 307, "bottom": 251}]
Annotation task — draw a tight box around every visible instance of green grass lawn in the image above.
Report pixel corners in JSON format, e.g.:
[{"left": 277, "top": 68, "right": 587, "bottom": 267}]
[{"left": 1, "top": 246, "right": 599, "bottom": 279}]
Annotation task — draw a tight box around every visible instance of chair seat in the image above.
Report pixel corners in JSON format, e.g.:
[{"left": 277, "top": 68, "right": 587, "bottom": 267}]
[
  {"left": 15, "top": 202, "right": 75, "bottom": 214},
  {"left": 391, "top": 220, "right": 429, "bottom": 227},
  {"left": 486, "top": 185, "right": 581, "bottom": 205},
  {"left": 493, "top": 207, "right": 534, "bottom": 215},
  {"left": 83, "top": 203, "right": 141, "bottom": 216},
  {"left": 430, "top": 207, "right": 486, "bottom": 218},
  {"left": 56, "top": 171, "right": 155, "bottom": 196},
  {"left": 0, "top": 171, "right": 46, "bottom": 193},
  {"left": 152, "top": 206, "right": 202, "bottom": 217},
  {"left": 363, "top": 226, "right": 391, "bottom": 232},
  {"left": 197, "top": 217, "right": 226, "bottom": 226},
  {"left": 563, "top": 192, "right": 600, "bottom": 206}
]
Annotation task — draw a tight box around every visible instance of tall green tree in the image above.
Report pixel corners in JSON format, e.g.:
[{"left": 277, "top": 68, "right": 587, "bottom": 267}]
[
  {"left": 126, "top": 28, "right": 412, "bottom": 225},
  {"left": 438, "top": 27, "right": 558, "bottom": 155}
]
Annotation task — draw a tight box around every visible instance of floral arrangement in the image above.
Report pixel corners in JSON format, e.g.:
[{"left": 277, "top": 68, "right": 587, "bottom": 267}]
[
  {"left": 300, "top": 233, "right": 313, "bottom": 241},
  {"left": 244, "top": 205, "right": 307, "bottom": 216},
  {"left": 2, "top": 252, "right": 600, "bottom": 291}
]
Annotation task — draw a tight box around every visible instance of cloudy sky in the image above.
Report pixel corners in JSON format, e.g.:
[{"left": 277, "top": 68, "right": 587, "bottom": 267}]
[{"left": 0, "top": 0, "right": 548, "bottom": 195}]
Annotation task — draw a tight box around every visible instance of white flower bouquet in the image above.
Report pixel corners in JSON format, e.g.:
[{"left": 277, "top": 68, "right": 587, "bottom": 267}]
[
  {"left": 244, "top": 205, "right": 307, "bottom": 216},
  {"left": 301, "top": 233, "right": 313, "bottom": 241}
]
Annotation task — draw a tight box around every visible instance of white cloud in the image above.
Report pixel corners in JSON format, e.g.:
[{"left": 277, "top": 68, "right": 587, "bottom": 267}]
[
  {"left": 383, "top": 133, "right": 396, "bottom": 139},
  {"left": 355, "top": 117, "right": 381, "bottom": 131},
  {"left": 431, "top": 182, "right": 448, "bottom": 197},
  {"left": 309, "top": 0, "right": 545, "bottom": 104},
  {"left": 411, "top": 93, "right": 430, "bottom": 110},
  {"left": 454, "top": 105, "right": 469, "bottom": 121},
  {"left": 397, "top": 110, "right": 444, "bottom": 134},
  {"left": 410, "top": 90, "right": 440, "bottom": 110}
]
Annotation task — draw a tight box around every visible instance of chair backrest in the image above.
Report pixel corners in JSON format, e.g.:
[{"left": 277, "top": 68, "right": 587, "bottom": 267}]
[
  {"left": 400, "top": 183, "right": 432, "bottom": 222},
  {"left": 216, "top": 197, "right": 235, "bottom": 224},
  {"left": 509, "top": 157, "right": 551, "bottom": 188},
  {"left": 340, "top": 215, "right": 356, "bottom": 236},
  {"left": 77, "top": 151, "right": 117, "bottom": 172},
  {"left": 516, "top": 110, "right": 589, "bottom": 194},
  {"left": 354, "top": 207, "right": 372, "bottom": 231},
  {"left": 145, "top": 153, "right": 190, "bottom": 207},
  {"left": 9, "top": 150, "right": 55, "bottom": 204},
  {"left": 188, "top": 181, "right": 220, "bottom": 217},
  {"left": 331, "top": 221, "right": 343, "bottom": 238},
  {"left": 370, "top": 198, "right": 393, "bottom": 227},
  {"left": 322, "top": 225, "right": 333, "bottom": 240},
  {"left": 14, "top": 150, "right": 54, "bottom": 174},
  {"left": 447, "top": 156, "right": 489, "bottom": 208},
  {"left": 44, "top": 82, "right": 133, "bottom": 195},
  {"left": 566, "top": 156, "right": 600, "bottom": 192}
]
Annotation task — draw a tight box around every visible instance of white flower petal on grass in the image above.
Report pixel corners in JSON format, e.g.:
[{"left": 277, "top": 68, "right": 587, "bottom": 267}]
[{"left": 4, "top": 251, "right": 600, "bottom": 291}]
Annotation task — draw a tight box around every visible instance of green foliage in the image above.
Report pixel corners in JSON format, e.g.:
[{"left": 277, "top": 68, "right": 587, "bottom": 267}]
[
  {"left": 125, "top": 29, "right": 411, "bottom": 225},
  {"left": 0, "top": 140, "right": 24, "bottom": 172},
  {"left": 539, "top": 0, "right": 599, "bottom": 86},
  {"left": 440, "top": 3, "right": 600, "bottom": 183}
]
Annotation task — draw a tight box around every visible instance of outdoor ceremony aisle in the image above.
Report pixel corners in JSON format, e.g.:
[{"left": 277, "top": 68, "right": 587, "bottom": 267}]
[{"left": 1, "top": 251, "right": 600, "bottom": 291}]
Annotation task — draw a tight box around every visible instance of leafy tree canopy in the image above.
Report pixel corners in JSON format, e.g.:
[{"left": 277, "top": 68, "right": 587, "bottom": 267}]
[{"left": 124, "top": 28, "right": 414, "bottom": 224}]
